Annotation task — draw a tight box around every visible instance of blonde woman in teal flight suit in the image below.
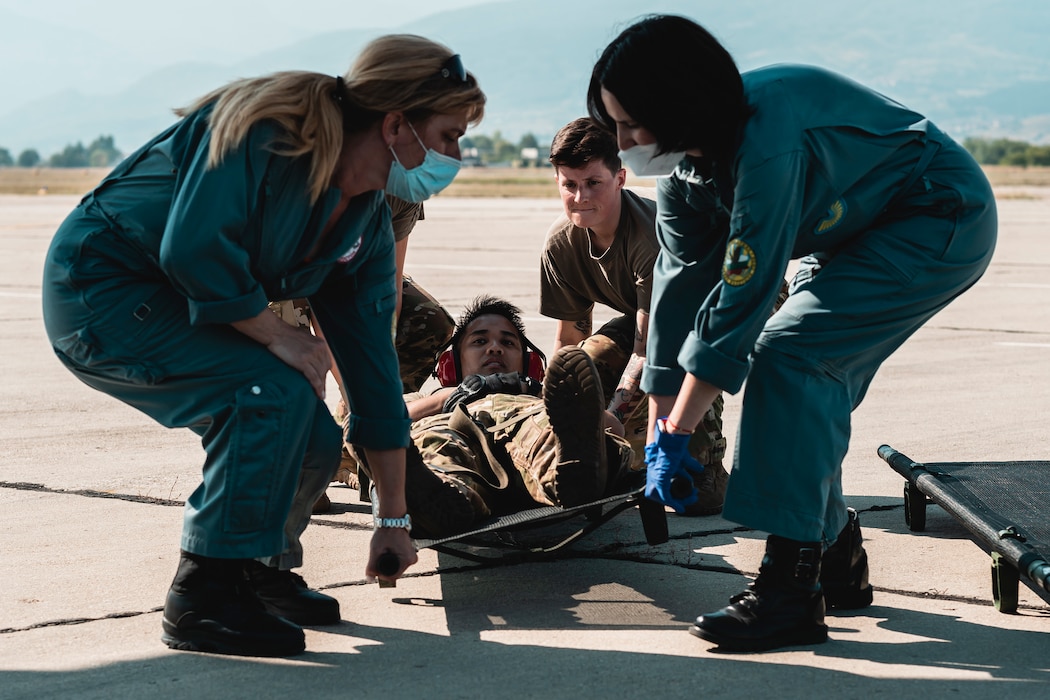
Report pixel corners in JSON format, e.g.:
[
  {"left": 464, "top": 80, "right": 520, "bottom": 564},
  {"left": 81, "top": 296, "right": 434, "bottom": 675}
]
[
  {"left": 588, "top": 15, "right": 997, "bottom": 652},
  {"left": 42, "top": 34, "right": 485, "bottom": 657}
]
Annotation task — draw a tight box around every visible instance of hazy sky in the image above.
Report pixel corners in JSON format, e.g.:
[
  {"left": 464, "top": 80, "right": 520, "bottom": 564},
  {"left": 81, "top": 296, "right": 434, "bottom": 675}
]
[{"left": 0, "top": 0, "right": 493, "bottom": 61}]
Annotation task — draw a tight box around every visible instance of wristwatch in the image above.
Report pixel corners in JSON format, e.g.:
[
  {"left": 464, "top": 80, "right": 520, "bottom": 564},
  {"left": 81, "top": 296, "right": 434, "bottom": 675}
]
[{"left": 373, "top": 513, "right": 412, "bottom": 530}]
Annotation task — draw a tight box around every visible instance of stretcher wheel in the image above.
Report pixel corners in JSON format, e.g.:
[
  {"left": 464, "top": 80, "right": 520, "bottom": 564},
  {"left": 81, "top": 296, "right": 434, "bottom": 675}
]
[
  {"left": 904, "top": 481, "right": 926, "bottom": 531},
  {"left": 991, "top": 552, "right": 1020, "bottom": 614}
]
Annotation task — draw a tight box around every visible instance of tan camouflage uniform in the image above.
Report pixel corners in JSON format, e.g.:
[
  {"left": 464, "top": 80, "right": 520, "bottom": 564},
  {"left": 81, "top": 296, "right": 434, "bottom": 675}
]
[
  {"left": 395, "top": 275, "right": 455, "bottom": 393},
  {"left": 408, "top": 393, "right": 639, "bottom": 516}
]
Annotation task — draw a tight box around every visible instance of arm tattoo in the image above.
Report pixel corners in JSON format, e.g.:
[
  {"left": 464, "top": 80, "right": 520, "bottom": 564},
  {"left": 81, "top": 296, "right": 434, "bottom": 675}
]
[{"left": 608, "top": 353, "right": 646, "bottom": 421}]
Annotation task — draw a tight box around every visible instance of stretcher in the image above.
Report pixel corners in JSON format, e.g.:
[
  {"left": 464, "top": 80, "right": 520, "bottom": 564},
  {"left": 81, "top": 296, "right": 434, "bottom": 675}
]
[
  {"left": 879, "top": 445, "right": 1050, "bottom": 612},
  {"left": 360, "top": 471, "right": 670, "bottom": 582},
  {"left": 411, "top": 485, "right": 669, "bottom": 562}
]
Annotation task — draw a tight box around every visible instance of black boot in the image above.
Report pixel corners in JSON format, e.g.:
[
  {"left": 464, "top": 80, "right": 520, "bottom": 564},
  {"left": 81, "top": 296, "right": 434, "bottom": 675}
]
[
  {"left": 243, "top": 560, "right": 341, "bottom": 626},
  {"left": 162, "top": 551, "right": 305, "bottom": 657},
  {"left": 690, "top": 535, "right": 828, "bottom": 652},
  {"left": 821, "top": 507, "right": 874, "bottom": 610}
]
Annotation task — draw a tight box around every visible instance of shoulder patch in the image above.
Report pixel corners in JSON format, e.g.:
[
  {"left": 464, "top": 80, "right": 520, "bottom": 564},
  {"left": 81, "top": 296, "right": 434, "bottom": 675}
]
[
  {"left": 815, "top": 198, "right": 847, "bottom": 235},
  {"left": 723, "top": 239, "right": 756, "bottom": 287}
]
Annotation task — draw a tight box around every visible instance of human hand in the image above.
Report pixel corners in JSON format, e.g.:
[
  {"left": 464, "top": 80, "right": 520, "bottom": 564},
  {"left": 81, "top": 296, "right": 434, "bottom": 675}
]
[
  {"left": 366, "top": 527, "right": 418, "bottom": 585},
  {"left": 442, "top": 372, "right": 525, "bottom": 413},
  {"left": 266, "top": 326, "right": 331, "bottom": 400},
  {"left": 644, "top": 426, "right": 701, "bottom": 513},
  {"left": 232, "top": 308, "right": 331, "bottom": 399}
]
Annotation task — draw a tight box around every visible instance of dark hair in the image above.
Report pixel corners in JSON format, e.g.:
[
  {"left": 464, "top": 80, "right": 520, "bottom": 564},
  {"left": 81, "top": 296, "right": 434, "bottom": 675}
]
[
  {"left": 586, "top": 14, "right": 749, "bottom": 169},
  {"left": 549, "top": 117, "right": 621, "bottom": 175},
  {"left": 451, "top": 295, "right": 528, "bottom": 353}
]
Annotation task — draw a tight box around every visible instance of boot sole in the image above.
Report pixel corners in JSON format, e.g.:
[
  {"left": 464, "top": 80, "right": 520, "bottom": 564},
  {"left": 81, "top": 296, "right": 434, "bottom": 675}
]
[
  {"left": 688, "top": 621, "right": 828, "bottom": 652},
  {"left": 823, "top": 585, "right": 874, "bottom": 610},
  {"left": 542, "top": 348, "right": 604, "bottom": 506},
  {"left": 256, "top": 600, "right": 342, "bottom": 627},
  {"left": 162, "top": 623, "right": 305, "bottom": 657}
]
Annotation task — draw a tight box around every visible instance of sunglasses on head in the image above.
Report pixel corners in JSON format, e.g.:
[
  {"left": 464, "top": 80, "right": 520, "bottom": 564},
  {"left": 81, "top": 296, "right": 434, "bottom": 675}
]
[{"left": 435, "top": 54, "right": 468, "bottom": 84}]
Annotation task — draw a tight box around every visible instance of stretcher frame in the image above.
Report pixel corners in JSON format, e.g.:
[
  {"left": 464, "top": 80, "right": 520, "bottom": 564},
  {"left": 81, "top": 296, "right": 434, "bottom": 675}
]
[
  {"left": 879, "top": 444, "right": 1050, "bottom": 612},
  {"left": 359, "top": 472, "right": 670, "bottom": 565},
  {"left": 412, "top": 486, "right": 669, "bottom": 563}
]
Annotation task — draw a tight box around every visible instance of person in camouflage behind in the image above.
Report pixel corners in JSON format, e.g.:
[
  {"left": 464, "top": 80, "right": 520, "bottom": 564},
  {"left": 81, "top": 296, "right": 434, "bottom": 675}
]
[{"left": 366, "top": 295, "right": 642, "bottom": 538}]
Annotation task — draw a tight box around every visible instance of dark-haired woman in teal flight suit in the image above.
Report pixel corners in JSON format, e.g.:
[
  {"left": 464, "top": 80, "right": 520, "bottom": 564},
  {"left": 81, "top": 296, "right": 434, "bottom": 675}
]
[{"left": 588, "top": 15, "right": 997, "bottom": 652}]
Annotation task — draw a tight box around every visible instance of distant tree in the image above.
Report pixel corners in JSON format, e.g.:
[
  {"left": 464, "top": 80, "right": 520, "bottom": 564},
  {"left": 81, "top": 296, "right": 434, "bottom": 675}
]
[
  {"left": 0, "top": 147, "right": 12, "bottom": 166},
  {"left": 1001, "top": 149, "right": 1030, "bottom": 167},
  {"left": 963, "top": 137, "right": 1034, "bottom": 165},
  {"left": 519, "top": 133, "right": 539, "bottom": 150},
  {"left": 17, "top": 149, "right": 40, "bottom": 167},
  {"left": 50, "top": 142, "right": 90, "bottom": 167},
  {"left": 489, "top": 131, "right": 518, "bottom": 164},
  {"left": 87, "top": 135, "right": 122, "bottom": 167},
  {"left": 1029, "top": 145, "right": 1050, "bottom": 167},
  {"left": 48, "top": 135, "right": 122, "bottom": 168},
  {"left": 468, "top": 133, "right": 494, "bottom": 159}
]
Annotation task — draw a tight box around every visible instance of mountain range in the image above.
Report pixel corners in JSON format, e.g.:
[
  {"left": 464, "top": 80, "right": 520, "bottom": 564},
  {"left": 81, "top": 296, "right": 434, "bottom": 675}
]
[{"left": 2, "top": 0, "right": 1049, "bottom": 157}]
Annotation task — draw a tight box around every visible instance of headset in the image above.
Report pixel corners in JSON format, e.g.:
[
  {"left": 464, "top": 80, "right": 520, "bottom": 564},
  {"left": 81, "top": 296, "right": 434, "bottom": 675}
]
[{"left": 436, "top": 337, "right": 547, "bottom": 387}]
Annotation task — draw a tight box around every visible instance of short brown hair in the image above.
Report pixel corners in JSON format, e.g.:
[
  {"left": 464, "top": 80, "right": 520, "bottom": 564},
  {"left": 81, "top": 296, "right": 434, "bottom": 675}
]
[{"left": 549, "top": 117, "right": 621, "bottom": 175}]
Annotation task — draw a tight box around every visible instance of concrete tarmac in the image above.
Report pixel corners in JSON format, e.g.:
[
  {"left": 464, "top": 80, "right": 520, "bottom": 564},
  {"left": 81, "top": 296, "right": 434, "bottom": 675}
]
[{"left": 1, "top": 189, "right": 1048, "bottom": 699}]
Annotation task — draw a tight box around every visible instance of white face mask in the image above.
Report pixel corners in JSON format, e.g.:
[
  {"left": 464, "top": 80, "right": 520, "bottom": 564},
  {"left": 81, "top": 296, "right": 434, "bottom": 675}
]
[
  {"left": 618, "top": 142, "right": 686, "bottom": 178},
  {"left": 386, "top": 122, "right": 461, "bottom": 202}
]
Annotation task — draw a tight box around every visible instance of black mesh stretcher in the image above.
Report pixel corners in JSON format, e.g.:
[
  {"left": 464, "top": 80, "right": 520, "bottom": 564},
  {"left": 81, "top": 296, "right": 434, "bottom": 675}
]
[
  {"left": 359, "top": 473, "right": 672, "bottom": 585},
  {"left": 411, "top": 486, "right": 670, "bottom": 562},
  {"left": 879, "top": 445, "right": 1050, "bottom": 612}
]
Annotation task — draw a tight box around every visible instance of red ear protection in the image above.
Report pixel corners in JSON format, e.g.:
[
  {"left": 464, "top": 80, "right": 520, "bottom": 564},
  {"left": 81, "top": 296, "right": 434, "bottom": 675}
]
[
  {"left": 436, "top": 349, "right": 458, "bottom": 387},
  {"left": 435, "top": 343, "right": 547, "bottom": 387},
  {"left": 524, "top": 349, "right": 546, "bottom": 382}
]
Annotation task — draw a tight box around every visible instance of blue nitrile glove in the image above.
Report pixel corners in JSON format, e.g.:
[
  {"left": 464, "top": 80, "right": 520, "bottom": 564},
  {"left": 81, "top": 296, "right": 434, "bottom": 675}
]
[{"left": 644, "top": 421, "right": 701, "bottom": 513}]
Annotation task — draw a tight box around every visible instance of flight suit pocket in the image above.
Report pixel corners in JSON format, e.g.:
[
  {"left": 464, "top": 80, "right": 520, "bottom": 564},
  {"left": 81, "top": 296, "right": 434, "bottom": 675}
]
[{"left": 224, "top": 382, "right": 289, "bottom": 534}]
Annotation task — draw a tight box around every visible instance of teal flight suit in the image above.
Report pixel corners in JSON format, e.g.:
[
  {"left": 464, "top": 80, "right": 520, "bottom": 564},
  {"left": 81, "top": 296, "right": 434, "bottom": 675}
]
[
  {"left": 42, "top": 104, "right": 412, "bottom": 567},
  {"left": 642, "top": 65, "right": 997, "bottom": 544}
]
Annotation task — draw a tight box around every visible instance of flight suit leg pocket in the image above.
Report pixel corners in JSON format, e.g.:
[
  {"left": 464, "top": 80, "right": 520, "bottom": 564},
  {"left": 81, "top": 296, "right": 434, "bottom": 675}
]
[{"left": 223, "top": 382, "right": 290, "bottom": 534}]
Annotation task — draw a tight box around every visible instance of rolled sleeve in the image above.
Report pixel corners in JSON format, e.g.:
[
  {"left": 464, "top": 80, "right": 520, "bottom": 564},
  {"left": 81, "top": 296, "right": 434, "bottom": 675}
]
[
  {"left": 677, "top": 333, "right": 751, "bottom": 393},
  {"left": 187, "top": 287, "right": 269, "bottom": 326},
  {"left": 641, "top": 359, "right": 687, "bottom": 396},
  {"left": 344, "top": 414, "right": 414, "bottom": 450}
]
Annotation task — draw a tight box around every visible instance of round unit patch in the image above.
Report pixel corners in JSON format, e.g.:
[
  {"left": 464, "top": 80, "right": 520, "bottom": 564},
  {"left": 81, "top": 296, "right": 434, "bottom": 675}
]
[{"left": 723, "top": 239, "right": 756, "bottom": 286}]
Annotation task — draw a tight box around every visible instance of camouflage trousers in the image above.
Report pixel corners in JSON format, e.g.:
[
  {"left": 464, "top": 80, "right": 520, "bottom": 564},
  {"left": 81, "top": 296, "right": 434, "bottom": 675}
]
[
  {"left": 581, "top": 316, "right": 726, "bottom": 471},
  {"left": 411, "top": 394, "right": 639, "bottom": 514}
]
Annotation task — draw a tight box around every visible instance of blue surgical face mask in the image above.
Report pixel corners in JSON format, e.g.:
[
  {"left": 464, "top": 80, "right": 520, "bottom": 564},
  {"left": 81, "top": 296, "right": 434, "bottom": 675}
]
[
  {"left": 618, "top": 141, "right": 686, "bottom": 178},
  {"left": 386, "top": 122, "right": 461, "bottom": 202}
]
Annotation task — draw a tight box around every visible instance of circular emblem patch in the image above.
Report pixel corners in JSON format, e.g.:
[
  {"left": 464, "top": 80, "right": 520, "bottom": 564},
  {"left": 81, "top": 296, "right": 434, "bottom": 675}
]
[{"left": 723, "top": 239, "right": 756, "bottom": 286}]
